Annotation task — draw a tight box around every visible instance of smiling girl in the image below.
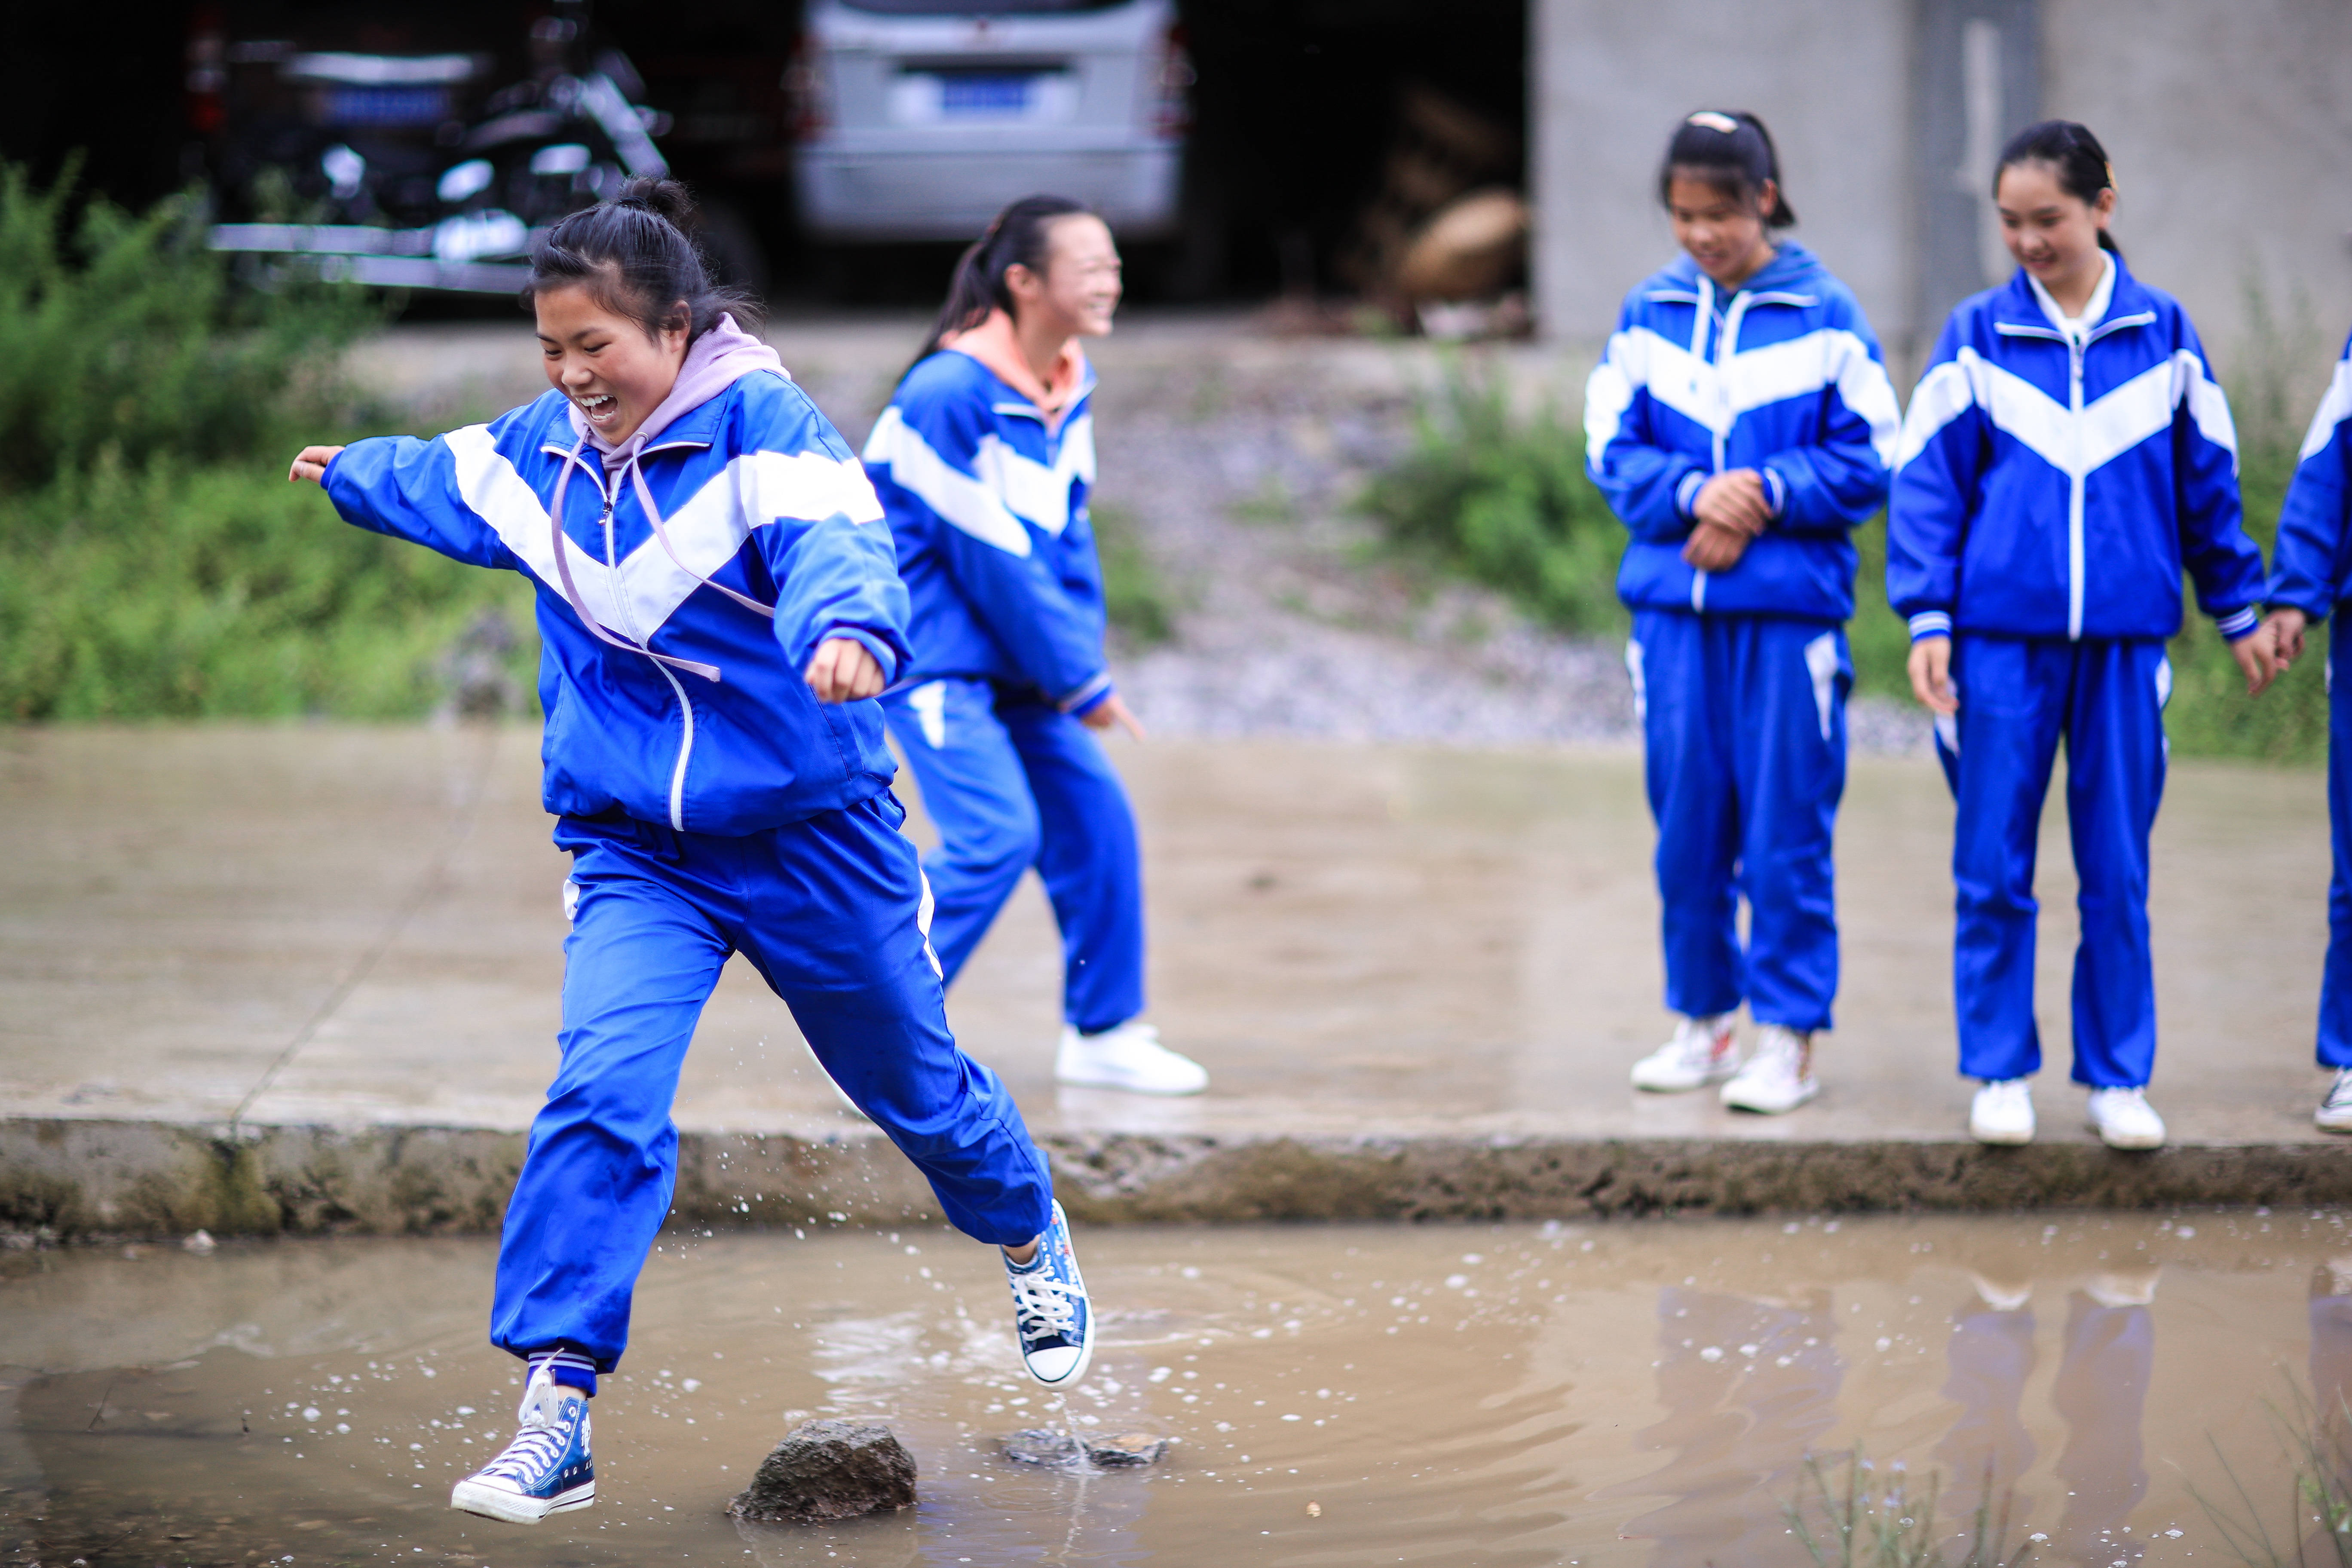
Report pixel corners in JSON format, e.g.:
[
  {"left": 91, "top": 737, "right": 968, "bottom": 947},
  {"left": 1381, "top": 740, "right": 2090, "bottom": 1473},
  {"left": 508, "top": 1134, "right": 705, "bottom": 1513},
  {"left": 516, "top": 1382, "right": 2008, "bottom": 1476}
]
[
  {"left": 859, "top": 196, "right": 1209, "bottom": 1097},
  {"left": 289, "top": 179, "right": 1093, "bottom": 1526},
  {"left": 1586, "top": 111, "right": 1899, "bottom": 1116},
  {"left": 1888, "top": 121, "right": 2276, "bottom": 1150}
]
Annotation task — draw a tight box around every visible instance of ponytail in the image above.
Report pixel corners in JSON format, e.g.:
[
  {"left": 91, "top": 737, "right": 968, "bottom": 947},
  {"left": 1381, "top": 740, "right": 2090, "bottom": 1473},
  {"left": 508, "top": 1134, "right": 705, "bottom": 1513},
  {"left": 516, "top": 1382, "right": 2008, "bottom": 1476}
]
[
  {"left": 913, "top": 194, "right": 1092, "bottom": 371},
  {"left": 1658, "top": 110, "right": 1795, "bottom": 229},
  {"left": 1996, "top": 120, "right": 2122, "bottom": 257}
]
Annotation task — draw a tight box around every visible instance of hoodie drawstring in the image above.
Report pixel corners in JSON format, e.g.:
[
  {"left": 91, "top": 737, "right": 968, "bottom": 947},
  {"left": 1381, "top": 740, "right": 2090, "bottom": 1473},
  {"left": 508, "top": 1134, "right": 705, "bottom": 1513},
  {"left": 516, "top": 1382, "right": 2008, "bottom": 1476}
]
[
  {"left": 625, "top": 460, "right": 778, "bottom": 623},
  {"left": 546, "top": 429, "right": 723, "bottom": 683}
]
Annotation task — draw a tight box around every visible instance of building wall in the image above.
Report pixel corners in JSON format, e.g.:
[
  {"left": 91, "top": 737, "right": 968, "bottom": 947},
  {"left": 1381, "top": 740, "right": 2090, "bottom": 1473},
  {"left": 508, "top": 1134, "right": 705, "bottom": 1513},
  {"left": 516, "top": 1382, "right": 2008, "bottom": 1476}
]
[
  {"left": 1534, "top": 0, "right": 2352, "bottom": 395},
  {"left": 2043, "top": 0, "right": 2352, "bottom": 387},
  {"left": 1530, "top": 0, "right": 1912, "bottom": 350}
]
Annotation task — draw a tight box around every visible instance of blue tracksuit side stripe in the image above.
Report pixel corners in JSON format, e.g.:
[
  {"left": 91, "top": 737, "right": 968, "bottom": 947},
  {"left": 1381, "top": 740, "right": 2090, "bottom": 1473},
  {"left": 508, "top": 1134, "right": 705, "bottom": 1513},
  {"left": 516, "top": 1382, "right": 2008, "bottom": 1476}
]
[{"left": 2269, "top": 328, "right": 2352, "bottom": 621}]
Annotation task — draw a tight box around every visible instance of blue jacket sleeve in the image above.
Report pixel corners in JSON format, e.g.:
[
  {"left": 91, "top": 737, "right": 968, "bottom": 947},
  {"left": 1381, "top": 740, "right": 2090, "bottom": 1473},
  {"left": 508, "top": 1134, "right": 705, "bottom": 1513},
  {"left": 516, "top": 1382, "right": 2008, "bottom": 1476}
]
[
  {"left": 1584, "top": 315, "right": 1707, "bottom": 542},
  {"left": 865, "top": 397, "right": 1109, "bottom": 710},
  {"left": 2268, "top": 335, "right": 2352, "bottom": 622},
  {"left": 322, "top": 430, "right": 517, "bottom": 570},
  {"left": 1885, "top": 317, "right": 1985, "bottom": 640},
  {"left": 733, "top": 392, "right": 913, "bottom": 684},
  {"left": 2169, "top": 325, "right": 2263, "bottom": 638},
  {"left": 1758, "top": 318, "right": 1899, "bottom": 536}
]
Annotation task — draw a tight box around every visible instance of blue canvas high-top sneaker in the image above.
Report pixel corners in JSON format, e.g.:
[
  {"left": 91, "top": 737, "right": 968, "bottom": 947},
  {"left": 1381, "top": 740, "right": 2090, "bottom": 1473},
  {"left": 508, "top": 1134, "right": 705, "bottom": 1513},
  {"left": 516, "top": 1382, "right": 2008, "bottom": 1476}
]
[
  {"left": 450, "top": 1363, "right": 595, "bottom": 1524},
  {"left": 1004, "top": 1200, "right": 1093, "bottom": 1387}
]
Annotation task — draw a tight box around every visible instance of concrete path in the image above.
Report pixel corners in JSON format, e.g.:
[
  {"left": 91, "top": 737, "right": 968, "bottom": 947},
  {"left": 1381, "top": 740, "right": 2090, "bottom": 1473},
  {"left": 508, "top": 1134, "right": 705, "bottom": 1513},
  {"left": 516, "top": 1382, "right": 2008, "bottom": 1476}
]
[{"left": 3, "top": 726, "right": 2346, "bottom": 1236}]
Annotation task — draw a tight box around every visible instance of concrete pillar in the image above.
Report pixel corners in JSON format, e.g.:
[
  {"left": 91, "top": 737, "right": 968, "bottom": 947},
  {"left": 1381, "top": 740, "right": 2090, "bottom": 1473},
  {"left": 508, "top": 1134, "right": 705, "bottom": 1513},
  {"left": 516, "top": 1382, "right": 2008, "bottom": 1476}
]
[{"left": 1529, "top": 0, "right": 1911, "bottom": 351}]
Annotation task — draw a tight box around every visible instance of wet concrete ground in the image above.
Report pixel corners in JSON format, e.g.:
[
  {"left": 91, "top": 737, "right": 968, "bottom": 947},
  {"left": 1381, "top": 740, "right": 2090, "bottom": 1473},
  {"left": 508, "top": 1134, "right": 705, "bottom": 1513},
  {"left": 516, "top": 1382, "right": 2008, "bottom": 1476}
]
[
  {"left": 4, "top": 1213, "right": 2347, "bottom": 1566},
  {"left": 1, "top": 723, "right": 2346, "bottom": 1230}
]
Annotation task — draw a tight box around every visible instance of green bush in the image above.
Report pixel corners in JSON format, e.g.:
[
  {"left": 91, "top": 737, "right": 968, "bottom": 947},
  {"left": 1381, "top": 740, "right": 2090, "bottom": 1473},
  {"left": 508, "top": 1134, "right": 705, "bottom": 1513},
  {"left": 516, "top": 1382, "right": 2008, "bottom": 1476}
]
[
  {"left": 0, "top": 456, "right": 533, "bottom": 720},
  {"left": 1363, "top": 350, "right": 2325, "bottom": 763},
  {"left": 1090, "top": 498, "right": 1176, "bottom": 648},
  {"left": 0, "top": 161, "right": 373, "bottom": 490},
  {"left": 0, "top": 161, "right": 539, "bottom": 720},
  {"left": 1359, "top": 355, "right": 1628, "bottom": 635}
]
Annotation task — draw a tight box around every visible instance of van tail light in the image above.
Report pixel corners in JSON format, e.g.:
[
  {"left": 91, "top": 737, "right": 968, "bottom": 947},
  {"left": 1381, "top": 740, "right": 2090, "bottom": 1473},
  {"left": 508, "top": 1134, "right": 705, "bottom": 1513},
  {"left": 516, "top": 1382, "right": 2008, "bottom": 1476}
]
[
  {"left": 1151, "top": 21, "right": 1193, "bottom": 140},
  {"left": 186, "top": 5, "right": 228, "bottom": 134},
  {"left": 781, "top": 35, "right": 833, "bottom": 140}
]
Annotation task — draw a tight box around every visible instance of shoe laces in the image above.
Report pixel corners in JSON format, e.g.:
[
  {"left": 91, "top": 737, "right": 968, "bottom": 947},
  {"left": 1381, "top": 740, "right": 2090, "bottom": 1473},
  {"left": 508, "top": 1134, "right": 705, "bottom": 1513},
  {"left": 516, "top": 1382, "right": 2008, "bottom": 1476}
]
[
  {"left": 1009, "top": 1266, "right": 1081, "bottom": 1341},
  {"left": 481, "top": 1407, "right": 574, "bottom": 1485}
]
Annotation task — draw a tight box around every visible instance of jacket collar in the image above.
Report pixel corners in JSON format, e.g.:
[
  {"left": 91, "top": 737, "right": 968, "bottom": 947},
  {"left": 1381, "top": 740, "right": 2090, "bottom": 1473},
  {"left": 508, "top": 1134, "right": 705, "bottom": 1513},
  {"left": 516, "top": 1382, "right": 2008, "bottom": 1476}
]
[
  {"left": 1652, "top": 239, "right": 1825, "bottom": 305},
  {"left": 1991, "top": 252, "right": 2155, "bottom": 340},
  {"left": 943, "top": 309, "right": 1093, "bottom": 432}
]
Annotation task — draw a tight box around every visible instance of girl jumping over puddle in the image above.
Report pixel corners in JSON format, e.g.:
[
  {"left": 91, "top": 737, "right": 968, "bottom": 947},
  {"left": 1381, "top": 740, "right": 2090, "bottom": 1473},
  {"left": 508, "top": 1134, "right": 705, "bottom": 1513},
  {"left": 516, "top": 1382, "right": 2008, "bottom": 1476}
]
[
  {"left": 1587, "top": 111, "right": 1899, "bottom": 1114},
  {"left": 859, "top": 196, "right": 1209, "bottom": 1097},
  {"left": 1889, "top": 121, "right": 2277, "bottom": 1150},
  {"left": 288, "top": 179, "right": 1093, "bottom": 1526},
  {"left": 2262, "top": 324, "right": 2352, "bottom": 1130}
]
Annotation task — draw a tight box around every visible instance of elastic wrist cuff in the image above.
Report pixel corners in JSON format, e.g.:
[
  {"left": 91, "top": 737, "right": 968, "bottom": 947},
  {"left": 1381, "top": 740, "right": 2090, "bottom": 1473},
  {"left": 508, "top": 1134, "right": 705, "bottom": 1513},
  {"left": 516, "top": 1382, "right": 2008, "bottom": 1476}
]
[
  {"left": 1675, "top": 471, "right": 1706, "bottom": 519},
  {"left": 1907, "top": 612, "right": 1953, "bottom": 641},
  {"left": 2214, "top": 606, "right": 2260, "bottom": 640},
  {"left": 1058, "top": 672, "right": 1114, "bottom": 716}
]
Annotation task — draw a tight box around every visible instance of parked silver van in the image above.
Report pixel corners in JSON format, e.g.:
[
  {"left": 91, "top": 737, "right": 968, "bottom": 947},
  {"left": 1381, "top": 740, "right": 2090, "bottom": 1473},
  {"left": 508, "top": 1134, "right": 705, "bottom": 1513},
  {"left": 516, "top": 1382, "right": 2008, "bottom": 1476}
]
[{"left": 789, "top": 0, "right": 1189, "bottom": 242}]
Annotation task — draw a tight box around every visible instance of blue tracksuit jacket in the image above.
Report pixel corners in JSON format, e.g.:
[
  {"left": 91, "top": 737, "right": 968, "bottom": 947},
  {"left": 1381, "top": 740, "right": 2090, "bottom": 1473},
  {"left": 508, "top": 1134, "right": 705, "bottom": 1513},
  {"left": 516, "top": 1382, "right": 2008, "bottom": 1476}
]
[
  {"left": 861, "top": 349, "right": 1113, "bottom": 716},
  {"left": 325, "top": 370, "right": 912, "bottom": 834},
  {"left": 2269, "top": 327, "right": 2352, "bottom": 1068},
  {"left": 1889, "top": 257, "right": 2266, "bottom": 1087},
  {"left": 1887, "top": 256, "right": 2264, "bottom": 643},
  {"left": 1584, "top": 239, "right": 1900, "bottom": 622}
]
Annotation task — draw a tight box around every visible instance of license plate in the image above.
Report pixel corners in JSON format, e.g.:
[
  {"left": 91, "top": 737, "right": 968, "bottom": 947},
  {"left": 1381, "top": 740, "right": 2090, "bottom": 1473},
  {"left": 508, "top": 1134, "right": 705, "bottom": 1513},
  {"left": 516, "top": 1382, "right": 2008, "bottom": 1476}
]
[
  {"left": 936, "top": 74, "right": 1033, "bottom": 118},
  {"left": 322, "top": 85, "right": 450, "bottom": 126}
]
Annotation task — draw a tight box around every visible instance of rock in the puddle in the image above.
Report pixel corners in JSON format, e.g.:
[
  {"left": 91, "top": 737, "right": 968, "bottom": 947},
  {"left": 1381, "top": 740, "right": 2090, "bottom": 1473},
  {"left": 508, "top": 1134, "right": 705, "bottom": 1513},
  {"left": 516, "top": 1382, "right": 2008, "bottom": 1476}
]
[
  {"left": 1001, "top": 1428, "right": 1168, "bottom": 1469},
  {"left": 729, "top": 1420, "right": 916, "bottom": 1524}
]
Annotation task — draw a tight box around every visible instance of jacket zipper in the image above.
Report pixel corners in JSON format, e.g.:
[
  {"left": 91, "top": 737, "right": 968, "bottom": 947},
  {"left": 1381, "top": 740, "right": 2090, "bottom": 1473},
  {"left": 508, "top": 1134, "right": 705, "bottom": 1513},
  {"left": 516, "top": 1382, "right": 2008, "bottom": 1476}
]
[
  {"left": 2067, "top": 332, "right": 2086, "bottom": 641},
  {"left": 597, "top": 473, "right": 696, "bottom": 830}
]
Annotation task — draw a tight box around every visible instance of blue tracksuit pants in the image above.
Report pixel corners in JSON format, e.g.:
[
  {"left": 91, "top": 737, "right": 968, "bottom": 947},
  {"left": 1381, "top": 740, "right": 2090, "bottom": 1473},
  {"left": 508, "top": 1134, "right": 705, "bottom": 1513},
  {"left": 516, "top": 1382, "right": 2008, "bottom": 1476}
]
[
  {"left": 1629, "top": 609, "right": 1850, "bottom": 1033},
  {"left": 489, "top": 793, "right": 1056, "bottom": 1373},
  {"left": 1935, "top": 635, "right": 2169, "bottom": 1087},
  {"left": 882, "top": 678, "right": 1146, "bottom": 1035},
  {"left": 2321, "top": 627, "right": 2352, "bottom": 1068}
]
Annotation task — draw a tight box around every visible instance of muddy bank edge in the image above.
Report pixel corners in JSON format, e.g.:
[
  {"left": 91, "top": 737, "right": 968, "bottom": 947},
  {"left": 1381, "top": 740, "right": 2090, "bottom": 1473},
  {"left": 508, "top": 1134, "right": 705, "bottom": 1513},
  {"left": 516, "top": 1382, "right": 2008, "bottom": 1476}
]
[{"left": 8, "top": 1118, "right": 2352, "bottom": 1239}]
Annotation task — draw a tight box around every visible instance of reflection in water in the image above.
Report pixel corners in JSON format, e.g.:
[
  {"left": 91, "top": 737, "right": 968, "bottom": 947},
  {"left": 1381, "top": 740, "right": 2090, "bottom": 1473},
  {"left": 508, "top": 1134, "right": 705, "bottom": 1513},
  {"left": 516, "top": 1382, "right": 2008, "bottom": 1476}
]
[
  {"left": 2051, "top": 1277, "right": 2156, "bottom": 1567},
  {"left": 2303, "top": 1260, "right": 2352, "bottom": 1565},
  {"left": 1610, "top": 1286, "right": 1844, "bottom": 1568},
  {"left": 1935, "top": 1278, "right": 2038, "bottom": 1541}
]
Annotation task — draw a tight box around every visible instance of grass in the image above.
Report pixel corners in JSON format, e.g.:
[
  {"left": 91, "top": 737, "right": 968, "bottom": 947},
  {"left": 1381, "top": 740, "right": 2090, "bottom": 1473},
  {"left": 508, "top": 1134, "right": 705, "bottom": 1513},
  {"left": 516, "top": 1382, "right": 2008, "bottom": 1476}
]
[
  {"left": 1090, "top": 498, "right": 1177, "bottom": 649},
  {"left": 2190, "top": 1383, "right": 2352, "bottom": 1565},
  {"left": 0, "top": 455, "right": 534, "bottom": 720},
  {"left": 0, "top": 160, "right": 534, "bottom": 721},
  {"left": 1785, "top": 1451, "right": 2035, "bottom": 1568},
  {"left": 1362, "top": 350, "right": 2327, "bottom": 764}
]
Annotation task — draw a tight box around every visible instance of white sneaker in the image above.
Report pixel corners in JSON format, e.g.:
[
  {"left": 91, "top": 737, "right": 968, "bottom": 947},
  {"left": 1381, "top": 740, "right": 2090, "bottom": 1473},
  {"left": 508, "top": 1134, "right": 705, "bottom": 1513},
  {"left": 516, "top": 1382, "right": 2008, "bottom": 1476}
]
[
  {"left": 2318, "top": 1069, "right": 2352, "bottom": 1132},
  {"left": 2086, "top": 1086, "right": 2166, "bottom": 1150},
  {"left": 1629, "top": 1014, "right": 1741, "bottom": 1093},
  {"left": 1969, "top": 1079, "right": 2035, "bottom": 1145},
  {"left": 1056, "top": 1021, "right": 1208, "bottom": 1096},
  {"left": 1720, "top": 1025, "right": 1817, "bottom": 1114}
]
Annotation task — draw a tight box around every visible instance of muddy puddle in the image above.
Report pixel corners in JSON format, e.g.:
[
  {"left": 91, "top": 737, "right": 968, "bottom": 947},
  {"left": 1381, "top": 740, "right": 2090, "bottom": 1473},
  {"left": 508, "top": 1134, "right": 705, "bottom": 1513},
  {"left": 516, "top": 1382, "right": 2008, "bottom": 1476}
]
[{"left": 3, "top": 1212, "right": 2346, "bottom": 1566}]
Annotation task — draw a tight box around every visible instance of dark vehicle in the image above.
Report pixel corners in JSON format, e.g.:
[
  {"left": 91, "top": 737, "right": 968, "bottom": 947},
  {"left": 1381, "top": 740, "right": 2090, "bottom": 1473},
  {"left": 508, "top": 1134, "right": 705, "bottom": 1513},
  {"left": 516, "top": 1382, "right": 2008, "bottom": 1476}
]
[{"left": 194, "top": 4, "right": 741, "bottom": 293}]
